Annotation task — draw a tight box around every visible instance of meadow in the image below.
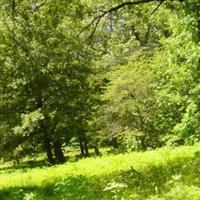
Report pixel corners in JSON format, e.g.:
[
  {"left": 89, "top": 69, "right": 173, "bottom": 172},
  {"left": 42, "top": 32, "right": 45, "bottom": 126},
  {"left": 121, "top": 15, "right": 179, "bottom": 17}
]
[{"left": 1, "top": 144, "right": 200, "bottom": 199}]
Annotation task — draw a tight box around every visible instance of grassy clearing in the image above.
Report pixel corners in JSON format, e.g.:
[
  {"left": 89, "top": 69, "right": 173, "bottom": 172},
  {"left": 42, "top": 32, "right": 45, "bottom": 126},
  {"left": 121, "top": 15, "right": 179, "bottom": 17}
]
[{"left": 1, "top": 144, "right": 200, "bottom": 199}]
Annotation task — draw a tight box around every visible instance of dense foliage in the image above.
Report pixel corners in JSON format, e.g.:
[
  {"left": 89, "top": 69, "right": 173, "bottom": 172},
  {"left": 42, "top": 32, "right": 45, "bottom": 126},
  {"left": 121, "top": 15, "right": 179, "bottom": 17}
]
[
  {"left": 0, "top": 0, "right": 199, "bottom": 163},
  {"left": 0, "top": 0, "right": 200, "bottom": 199}
]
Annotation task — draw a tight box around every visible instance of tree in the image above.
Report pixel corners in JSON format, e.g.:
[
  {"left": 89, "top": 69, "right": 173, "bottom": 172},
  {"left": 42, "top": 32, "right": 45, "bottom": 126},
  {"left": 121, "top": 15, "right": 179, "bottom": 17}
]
[
  {"left": 0, "top": 0, "right": 96, "bottom": 163},
  {"left": 150, "top": 0, "right": 200, "bottom": 144}
]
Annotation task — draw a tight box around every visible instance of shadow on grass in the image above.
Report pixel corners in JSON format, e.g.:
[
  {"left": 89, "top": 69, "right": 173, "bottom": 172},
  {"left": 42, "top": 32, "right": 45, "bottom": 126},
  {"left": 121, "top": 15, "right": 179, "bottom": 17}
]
[
  {"left": 116, "top": 150, "right": 200, "bottom": 198},
  {"left": 0, "top": 175, "right": 106, "bottom": 200},
  {"left": 1, "top": 151, "right": 200, "bottom": 200},
  {"left": 0, "top": 160, "right": 48, "bottom": 175}
]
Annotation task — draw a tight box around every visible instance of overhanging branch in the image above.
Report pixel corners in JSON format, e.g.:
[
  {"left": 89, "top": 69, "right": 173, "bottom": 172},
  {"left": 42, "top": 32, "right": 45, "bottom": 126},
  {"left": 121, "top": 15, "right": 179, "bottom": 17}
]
[
  {"left": 33, "top": 0, "right": 48, "bottom": 12},
  {"left": 148, "top": 0, "right": 165, "bottom": 18},
  {"left": 79, "top": 0, "right": 167, "bottom": 38}
]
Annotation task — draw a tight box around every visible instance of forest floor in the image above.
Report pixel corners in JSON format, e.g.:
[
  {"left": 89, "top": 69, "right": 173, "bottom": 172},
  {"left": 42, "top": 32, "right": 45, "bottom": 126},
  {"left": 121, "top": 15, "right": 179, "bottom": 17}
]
[{"left": 1, "top": 144, "right": 200, "bottom": 199}]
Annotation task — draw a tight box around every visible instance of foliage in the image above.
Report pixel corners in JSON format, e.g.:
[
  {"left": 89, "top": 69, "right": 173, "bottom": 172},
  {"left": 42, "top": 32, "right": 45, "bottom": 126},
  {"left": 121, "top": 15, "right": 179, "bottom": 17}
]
[
  {"left": 0, "top": 0, "right": 96, "bottom": 163},
  {"left": 0, "top": 0, "right": 200, "bottom": 198}
]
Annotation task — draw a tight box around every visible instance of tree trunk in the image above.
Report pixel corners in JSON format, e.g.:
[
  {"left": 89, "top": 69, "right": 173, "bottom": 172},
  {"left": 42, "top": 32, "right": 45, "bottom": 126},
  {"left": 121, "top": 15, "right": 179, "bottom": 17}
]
[
  {"left": 36, "top": 95, "right": 55, "bottom": 164},
  {"left": 94, "top": 146, "right": 100, "bottom": 156},
  {"left": 140, "top": 136, "right": 147, "bottom": 151},
  {"left": 53, "top": 139, "right": 65, "bottom": 164},
  {"left": 13, "top": 153, "right": 20, "bottom": 166},
  {"left": 79, "top": 137, "right": 85, "bottom": 157},
  {"left": 111, "top": 137, "right": 118, "bottom": 149},
  {"left": 83, "top": 138, "right": 89, "bottom": 157},
  {"left": 43, "top": 134, "right": 54, "bottom": 164},
  {"left": 78, "top": 136, "right": 89, "bottom": 157}
]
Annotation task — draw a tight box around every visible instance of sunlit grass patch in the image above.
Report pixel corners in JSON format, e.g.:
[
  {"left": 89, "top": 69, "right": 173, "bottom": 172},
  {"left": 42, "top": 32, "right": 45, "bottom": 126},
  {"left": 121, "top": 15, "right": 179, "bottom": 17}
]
[{"left": 1, "top": 144, "right": 200, "bottom": 199}]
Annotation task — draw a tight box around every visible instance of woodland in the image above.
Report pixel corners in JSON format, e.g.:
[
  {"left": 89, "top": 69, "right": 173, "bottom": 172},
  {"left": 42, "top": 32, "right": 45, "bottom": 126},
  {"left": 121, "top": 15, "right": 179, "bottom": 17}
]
[{"left": 0, "top": 0, "right": 200, "bottom": 199}]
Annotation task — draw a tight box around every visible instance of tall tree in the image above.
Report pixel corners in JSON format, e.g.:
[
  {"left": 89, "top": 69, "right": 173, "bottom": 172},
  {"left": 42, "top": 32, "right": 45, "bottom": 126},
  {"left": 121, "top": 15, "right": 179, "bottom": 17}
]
[{"left": 0, "top": 0, "right": 95, "bottom": 163}]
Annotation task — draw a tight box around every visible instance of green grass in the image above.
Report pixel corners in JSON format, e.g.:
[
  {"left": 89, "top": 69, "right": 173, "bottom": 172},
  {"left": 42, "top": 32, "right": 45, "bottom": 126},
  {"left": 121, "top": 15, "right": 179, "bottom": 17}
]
[{"left": 1, "top": 144, "right": 200, "bottom": 199}]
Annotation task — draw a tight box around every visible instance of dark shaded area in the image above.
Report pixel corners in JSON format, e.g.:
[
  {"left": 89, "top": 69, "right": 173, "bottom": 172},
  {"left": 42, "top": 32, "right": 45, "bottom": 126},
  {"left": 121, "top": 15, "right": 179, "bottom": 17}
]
[{"left": 0, "top": 160, "right": 48, "bottom": 175}]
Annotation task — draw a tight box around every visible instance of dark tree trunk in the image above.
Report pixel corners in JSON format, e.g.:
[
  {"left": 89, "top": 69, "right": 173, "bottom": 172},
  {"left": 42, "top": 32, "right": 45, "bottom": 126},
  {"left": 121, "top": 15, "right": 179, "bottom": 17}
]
[
  {"left": 43, "top": 134, "right": 54, "bottom": 164},
  {"left": 78, "top": 136, "right": 90, "bottom": 157},
  {"left": 79, "top": 137, "right": 85, "bottom": 157},
  {"left": 36, "top": 95, "right": 55, "bottom": 164},
  {"left": 112, "top": 137, "right": 118, "bottom": 149},
  {"left": 13, "top": 153, "right": 20, "bottom": 166},
  {"left": 94, "top": 146, "right": 100, "bottom": 156},
  {"left": 83, "top": 138, "right": 89, "bottom": 157},
  {"left": 53, "top": 139, "right": 65, "bottom": 164},
  {"left": 140, "top": 136, "right": 147, "bottom": 151}
]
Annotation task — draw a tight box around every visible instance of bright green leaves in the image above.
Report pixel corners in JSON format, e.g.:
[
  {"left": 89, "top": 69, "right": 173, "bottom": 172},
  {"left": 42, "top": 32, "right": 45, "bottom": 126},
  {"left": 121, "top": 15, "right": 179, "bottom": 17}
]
[
  {"left": 98, "top": 52, "right": 158, "bottom": 150},
  {"left": 173, "top": 103, "right": 200, "bottom": 144},
  {"left": 151, "top": 4, "right": 200, "bottom": 144},
  {"left": 13, "top": 109, "right": 44, "bottom": 137}
]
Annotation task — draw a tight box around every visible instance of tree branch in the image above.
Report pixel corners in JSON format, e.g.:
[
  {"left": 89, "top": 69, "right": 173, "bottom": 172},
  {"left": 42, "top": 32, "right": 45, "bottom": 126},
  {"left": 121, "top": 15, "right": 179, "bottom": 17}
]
[
  {"left": 148, "top": 0, "right": 165, "bottom": 18},
  {"left": 79, "top": 0, "right": 166, "bottom": 38},
  {"left": 33, "top": 0, "right": 48, "bottom": 12}
]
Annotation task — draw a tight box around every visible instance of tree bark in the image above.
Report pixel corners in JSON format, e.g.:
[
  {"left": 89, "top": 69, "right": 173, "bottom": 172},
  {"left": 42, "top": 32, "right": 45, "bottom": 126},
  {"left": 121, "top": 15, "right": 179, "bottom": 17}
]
[
  {"left": 53, "top": 139, "right": 65, "bottom": 164},
  {"left": 83, "top": 138, "right": 89, "bottom": 157},
  {"left": 79, "top": 137, "right": 85, "bottom": 157},
  {"left": 36, "top": 95, "right": 54, "bottom": 164},
  {"left": 43, "top": 133, "right": 54, "bottom": 164},
  {"left": 78, "top": 136, "right": 90, "bottom": 157}
]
